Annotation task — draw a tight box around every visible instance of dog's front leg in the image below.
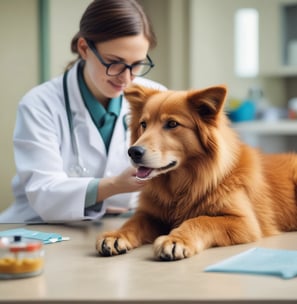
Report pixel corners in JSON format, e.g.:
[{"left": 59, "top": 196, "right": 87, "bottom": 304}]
[
  {"left": 96, "top": 211, "right": 163, "bottom": 256},
  {"left": 153, "top": 214, "right": 262, "bottom": 261}
]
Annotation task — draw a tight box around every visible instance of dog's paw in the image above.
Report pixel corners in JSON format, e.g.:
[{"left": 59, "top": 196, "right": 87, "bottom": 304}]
[
  {"left": 153, "top": 235, "right": 196, "bottom": 261},
  {"left": 96, "top": 233, "right": 132, "bottom": 257}
]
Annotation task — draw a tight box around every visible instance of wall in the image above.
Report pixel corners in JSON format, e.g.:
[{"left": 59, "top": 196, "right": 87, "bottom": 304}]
[
  {"left": 137, "top": 0, "right": 170, "bottom": 88},
  {"left": 49, "top": 0, "right": 92, "bottom": 78},
  {"left": 139, "top": 0, "right": 190, "bottom": 89},
  {"left": 0, "top": 0, "right": 39, "bottom": 211}
]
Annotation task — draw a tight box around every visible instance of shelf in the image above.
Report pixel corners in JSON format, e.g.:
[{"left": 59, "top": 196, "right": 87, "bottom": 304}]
[
  {"left": 232, "top": 119, "right": 297, "bottom": 135},
  {"left": 261, "top": 66, "right": 297, "bottom": 77}
]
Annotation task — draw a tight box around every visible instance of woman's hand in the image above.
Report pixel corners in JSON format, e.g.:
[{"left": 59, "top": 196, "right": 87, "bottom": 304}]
[
  {"left": 96, "top": 167, "right": 146, "bottom": 202},
  {"left": 113, "top": 167, "right": 146, "bottom": 193}
]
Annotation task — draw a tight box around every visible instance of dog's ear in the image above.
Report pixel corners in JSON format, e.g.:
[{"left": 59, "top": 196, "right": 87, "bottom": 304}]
[
  {"left": 124, "top": 84, "right": 160, "bottom": 144},
  {"left": 125, "top": 84, "right": 151, "bottom": 113},
  {"left": 188, "top": 85, "right": 227, "bottom": 125},
  {"left": 187, "top": 86, "right": 227, "bottom": 154},
  {"left": 124, "top": 84, "right": 160, "bottom": 107}
]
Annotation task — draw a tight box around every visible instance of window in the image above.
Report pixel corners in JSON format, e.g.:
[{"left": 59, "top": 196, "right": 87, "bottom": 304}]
[{"left": 234, "top": 8, "right": 259, "bottom": 77}]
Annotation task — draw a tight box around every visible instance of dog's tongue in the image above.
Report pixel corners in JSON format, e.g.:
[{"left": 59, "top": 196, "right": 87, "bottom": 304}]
[{"left": 136, "top": 166, "right": 153, "bottom": 179}]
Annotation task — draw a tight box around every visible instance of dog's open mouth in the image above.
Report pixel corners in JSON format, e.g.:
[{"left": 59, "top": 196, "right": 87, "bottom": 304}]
[{"left": 135, "top": 161, "right": 177, "bottom": 181}]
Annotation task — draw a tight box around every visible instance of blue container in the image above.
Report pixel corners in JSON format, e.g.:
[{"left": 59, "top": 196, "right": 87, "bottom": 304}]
[{"left": 227, "top": 100, "right": 256, "bottom": 122}]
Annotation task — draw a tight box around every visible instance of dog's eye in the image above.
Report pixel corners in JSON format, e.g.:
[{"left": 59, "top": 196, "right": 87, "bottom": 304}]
[
  {"left": 140, "top": 121, "right": 147, "bottom": 129},
  {"left": 165, "top": 120, "right": 179, "bottom": 129}
]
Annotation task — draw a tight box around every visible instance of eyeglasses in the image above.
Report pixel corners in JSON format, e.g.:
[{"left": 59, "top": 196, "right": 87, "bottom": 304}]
[{"left": 86, "top": 39, "right": 155, "bottom": 77}]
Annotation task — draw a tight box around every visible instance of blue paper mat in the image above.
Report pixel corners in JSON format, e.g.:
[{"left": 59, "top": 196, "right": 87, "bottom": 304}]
[
  {"left": 205, "top": 247, "right": 297, "bottom": 279},
  {"left": 0, "top": 228, "right": 70, "bottom": 244}
]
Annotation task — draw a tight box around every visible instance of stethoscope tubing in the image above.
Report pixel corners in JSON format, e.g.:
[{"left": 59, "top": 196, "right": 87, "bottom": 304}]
[
  {"left": 63, "top": 70, "right": 79, "bottom": 156},
  {"left": 63, "top": 70, "right": 89, "bottom": 176}
]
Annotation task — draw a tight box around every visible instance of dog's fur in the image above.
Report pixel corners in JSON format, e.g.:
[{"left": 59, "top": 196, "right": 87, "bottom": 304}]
[{"left": 96, "top": 84, "right": 297, "bottom": 261}]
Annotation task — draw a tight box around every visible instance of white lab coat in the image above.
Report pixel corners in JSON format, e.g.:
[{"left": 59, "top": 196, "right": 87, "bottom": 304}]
[{"left": 0, "top": 61, "right": 166, "bottom": 223}]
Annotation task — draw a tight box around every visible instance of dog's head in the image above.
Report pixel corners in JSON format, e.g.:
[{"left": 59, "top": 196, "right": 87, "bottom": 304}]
[{"left": 124, "top": 84, "right": 234, "bottom": 181}]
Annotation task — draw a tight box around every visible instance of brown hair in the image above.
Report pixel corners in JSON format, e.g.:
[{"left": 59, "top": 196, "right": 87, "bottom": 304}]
[{"left": 67, "top": 0, "right": 156, "bottom": 69}]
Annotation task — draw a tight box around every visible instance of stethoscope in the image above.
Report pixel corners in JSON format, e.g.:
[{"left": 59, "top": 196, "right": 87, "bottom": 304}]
[
  {"left": 62, "top": 70, "right": 128, "bottom": 177},
  {"left": 63, "top": 70, "right": 90, "bottom": 177}
]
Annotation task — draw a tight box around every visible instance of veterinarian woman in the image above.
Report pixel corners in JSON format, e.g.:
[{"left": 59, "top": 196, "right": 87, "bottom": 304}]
[{"left": 0, "top": 0, "right": 165, "bottom": 223}]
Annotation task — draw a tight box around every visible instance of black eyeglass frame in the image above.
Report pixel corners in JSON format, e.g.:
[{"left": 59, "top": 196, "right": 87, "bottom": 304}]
[{"left": 86, "top": 39, "right": 155, "bottom": 77}]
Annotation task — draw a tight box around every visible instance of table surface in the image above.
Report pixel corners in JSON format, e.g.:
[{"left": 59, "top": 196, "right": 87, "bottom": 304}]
[{"left": 1, "top": 217, "right": 297, "bottom": 303}]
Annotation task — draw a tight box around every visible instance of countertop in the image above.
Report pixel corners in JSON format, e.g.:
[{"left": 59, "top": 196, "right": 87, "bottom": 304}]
[{"left": 0, "top": 218, "right": 297, "bottom": 303}]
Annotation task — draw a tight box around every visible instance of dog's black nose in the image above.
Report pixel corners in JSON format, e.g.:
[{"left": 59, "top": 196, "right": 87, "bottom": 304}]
[{"left": 128, "top": 146, "right": 145, "bottom": 163}]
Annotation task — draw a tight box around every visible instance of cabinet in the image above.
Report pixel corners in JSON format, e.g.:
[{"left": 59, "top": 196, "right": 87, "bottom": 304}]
[
  {"left": 260, "top": 0, "right": 297, "bottom": 76},
  {"left": 282, "top": 3, "right": 297, "bottom": 66}
]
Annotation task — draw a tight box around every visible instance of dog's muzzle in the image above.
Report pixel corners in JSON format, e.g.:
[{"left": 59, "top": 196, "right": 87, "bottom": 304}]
[{"left": 128, "top": 145, "right": 178, "bottom": 180}]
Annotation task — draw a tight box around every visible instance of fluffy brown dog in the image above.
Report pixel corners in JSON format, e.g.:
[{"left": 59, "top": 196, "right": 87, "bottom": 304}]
[{"left": 96, "top": 84, "right": 297, "bottom": 261}]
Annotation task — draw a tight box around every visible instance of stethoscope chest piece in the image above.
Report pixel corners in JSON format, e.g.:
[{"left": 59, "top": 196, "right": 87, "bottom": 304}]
[{"left": 68, "top": 163, "right": 89, "bottom": 177}]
